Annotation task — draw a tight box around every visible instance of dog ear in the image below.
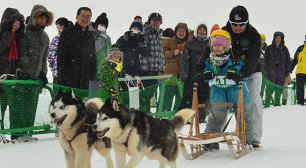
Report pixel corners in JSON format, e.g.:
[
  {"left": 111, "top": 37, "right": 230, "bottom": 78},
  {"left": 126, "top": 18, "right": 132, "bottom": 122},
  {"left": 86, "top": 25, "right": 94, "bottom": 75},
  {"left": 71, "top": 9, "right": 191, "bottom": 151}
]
[
  {"left": 105, "top": 97, "right": 112, "bottom": 105},
  {"left": 112, "top": 99, "right": 120, "bottom": 111},
  {"left": 56, "top": 87, "right": 63, "bottom": 95},
  {"left": 69, "top": 87, "right": 76, "bottom": 99}
]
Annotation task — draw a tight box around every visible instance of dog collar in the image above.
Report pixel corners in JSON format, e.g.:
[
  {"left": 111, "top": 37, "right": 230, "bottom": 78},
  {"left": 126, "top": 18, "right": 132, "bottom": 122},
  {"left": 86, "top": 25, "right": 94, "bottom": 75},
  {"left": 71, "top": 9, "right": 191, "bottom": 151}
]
[
  {"left": 123, "top": 128, "right": 133, "bottom": 148},
  {"left": 81, "top": 122, "right": 93, "bottom": 126}
]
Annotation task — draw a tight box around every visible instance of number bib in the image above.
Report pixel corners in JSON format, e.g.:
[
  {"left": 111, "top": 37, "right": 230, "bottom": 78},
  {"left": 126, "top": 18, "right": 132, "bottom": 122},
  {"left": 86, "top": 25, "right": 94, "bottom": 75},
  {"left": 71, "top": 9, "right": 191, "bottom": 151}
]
[{"left": 209, "top": 76, "right": 236, "bottom": 89}]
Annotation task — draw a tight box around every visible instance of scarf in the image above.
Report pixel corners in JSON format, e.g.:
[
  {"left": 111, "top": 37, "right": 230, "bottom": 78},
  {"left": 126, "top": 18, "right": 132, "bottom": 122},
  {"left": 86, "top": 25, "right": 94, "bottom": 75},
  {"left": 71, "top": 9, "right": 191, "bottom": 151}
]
[
  {"left": 7, "top": 32, "right": 18, "bottom": 61},
  {"left": 210, "top": 54, "right": 231, "bottom": 67}
]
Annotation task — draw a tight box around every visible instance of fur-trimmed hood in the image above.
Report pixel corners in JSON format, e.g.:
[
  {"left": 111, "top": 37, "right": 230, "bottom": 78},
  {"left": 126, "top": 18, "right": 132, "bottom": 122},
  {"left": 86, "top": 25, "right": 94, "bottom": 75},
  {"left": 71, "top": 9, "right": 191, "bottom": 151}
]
[
  {"left": 0, "top": 7, "right": 25, "bottom": 30},
  {"left": 194, "top": 21, "right": 209, "bottom": 39},
  {"left": 29, "top": 4, "right": 53, "bottom": 27}
]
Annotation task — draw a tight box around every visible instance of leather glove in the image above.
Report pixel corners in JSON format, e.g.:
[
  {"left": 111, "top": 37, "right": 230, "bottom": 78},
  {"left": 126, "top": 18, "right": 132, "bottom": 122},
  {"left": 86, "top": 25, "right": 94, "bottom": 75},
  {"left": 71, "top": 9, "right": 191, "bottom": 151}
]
[
  {"left": 203, "top": 71, "right": 214, "bottom": 80},
  {"left": 40, "top": 72, "right": 48, "bottom": 86},
  {"left": 6, "top": 20, "right": 15, "bottom": 32},
  {"left": 0, "top": 83, "right": 5, "bottom": 95},
  {"left": 109, "top": 87, "right": 119, "bottom": 100},
  {"left": 226, "top": 70, "right": 243, "bottom": 82}
]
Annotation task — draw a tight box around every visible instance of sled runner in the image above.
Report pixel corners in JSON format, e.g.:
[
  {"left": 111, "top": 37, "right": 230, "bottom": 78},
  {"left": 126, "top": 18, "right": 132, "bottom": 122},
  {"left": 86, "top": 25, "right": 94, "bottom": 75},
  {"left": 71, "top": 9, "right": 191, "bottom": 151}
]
[{"left": 178, "top": 74, "right": 250, "bottom": 160}]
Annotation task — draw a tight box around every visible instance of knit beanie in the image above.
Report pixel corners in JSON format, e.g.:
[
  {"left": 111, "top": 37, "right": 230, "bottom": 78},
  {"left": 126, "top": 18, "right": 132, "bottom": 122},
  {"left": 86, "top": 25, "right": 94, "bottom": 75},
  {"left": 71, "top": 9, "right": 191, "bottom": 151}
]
[
  {"left": 162, "top": 28, "right": 174, "bottom": 37},
  {"left": 93, "top": 12, "right": 108, "bottom": 28},
  {"left": 129, "top": 16, "right": 143, "bottom": 32},
  {"left": 210, "top": 24, "right": 220, "bottom": 35},
  {"left": 229, "top": 5, "right": 249, "bottom": 22},
  {"left": 260, "top": 34, "right": 266, "bottom": 42},
  {"left": 107, "top": 44, "right": 123, "bottom": 60}
]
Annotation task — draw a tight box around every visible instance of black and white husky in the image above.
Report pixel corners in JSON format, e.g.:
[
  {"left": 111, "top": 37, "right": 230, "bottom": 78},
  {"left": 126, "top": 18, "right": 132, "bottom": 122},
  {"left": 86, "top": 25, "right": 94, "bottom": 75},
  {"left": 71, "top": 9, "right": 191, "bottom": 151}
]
[
  {"left": 49, "top": 88, "right": 113, "bottom": 168},
  {"left": 93, "top": 98, "right": 194, "bottom": 168}
]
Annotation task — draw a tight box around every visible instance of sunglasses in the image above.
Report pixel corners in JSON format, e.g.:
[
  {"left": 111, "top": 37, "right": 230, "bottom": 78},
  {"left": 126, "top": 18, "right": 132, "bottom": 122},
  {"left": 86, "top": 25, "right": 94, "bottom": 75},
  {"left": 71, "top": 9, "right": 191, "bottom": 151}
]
[{"left": 229, "top": 20, "right": 248, "bottom": 27}]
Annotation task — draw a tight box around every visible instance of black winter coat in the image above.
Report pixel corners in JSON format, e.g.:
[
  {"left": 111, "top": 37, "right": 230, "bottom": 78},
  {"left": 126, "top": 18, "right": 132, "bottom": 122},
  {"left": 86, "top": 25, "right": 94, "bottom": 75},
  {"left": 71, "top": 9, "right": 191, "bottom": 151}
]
[
  {"left": 57, "top": 22, "right": 96, "bottom": 90},
  {"left": 116, "top": 31, "right": 148, "bottom": 77},
  {"left": 222, "top": 22, "right": 261, "bottom": 78},
  {"left": 0, "top": 8, "right": 26, "bottom": 75},
  {"left": 180, "top": 36, "right": 209, "bottom": 81}
]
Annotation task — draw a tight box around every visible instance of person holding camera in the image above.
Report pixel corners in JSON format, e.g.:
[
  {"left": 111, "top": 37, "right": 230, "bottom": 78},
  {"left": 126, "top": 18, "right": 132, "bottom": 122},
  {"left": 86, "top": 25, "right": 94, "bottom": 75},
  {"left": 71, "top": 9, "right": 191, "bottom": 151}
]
[
  {"left": 116, "top": 16, "right": 148, "bottom": 107},
  {"left": 264, "top": 31, "right": 290, "bottom": 107}
]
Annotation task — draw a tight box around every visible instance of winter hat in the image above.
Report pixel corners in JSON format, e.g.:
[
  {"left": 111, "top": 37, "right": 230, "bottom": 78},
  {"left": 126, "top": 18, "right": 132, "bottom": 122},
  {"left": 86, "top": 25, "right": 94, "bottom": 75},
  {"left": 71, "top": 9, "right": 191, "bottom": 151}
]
[
  {"left": 162, "top": 28, "right": 174, "bottom": 37},
  {"left": 229, "top": 5, "right": 249, "bottom": 22},
  {"left": 148, "top": 12, "right": 163, "bottom": 24},
  {"left": 107, "top": 44, "right": 123, "bottom": 60},
  {"left": 130, "top": 16, "right": 143, "bottom": 32},
  {"left": 210, "top": 30, "right": 232, "bottom": 50},
  {"left": 260, "top": 34, "right": 266, "bottom": 42},
  {"left": 175, "top": 22, "right": 188, "bottom": 42},
  {"left": 93, "top": 12, "right": 108, "bottom": 28},
  {"left": 188, "top": 29, "right": 194, "bottom": 37},
  {"left": 210, "top": 24, "right": 220, "bottom": 35}
]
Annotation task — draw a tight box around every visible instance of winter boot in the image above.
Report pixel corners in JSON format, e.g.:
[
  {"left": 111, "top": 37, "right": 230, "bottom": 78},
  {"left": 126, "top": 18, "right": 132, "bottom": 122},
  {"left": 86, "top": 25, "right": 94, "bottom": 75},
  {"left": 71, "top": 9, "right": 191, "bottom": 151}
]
[
  {"left": 202, "top": 143, "right": 219, "bottom": 152},
  {"left": 252, "top": 140, "right": 260, "bottom": 149}
]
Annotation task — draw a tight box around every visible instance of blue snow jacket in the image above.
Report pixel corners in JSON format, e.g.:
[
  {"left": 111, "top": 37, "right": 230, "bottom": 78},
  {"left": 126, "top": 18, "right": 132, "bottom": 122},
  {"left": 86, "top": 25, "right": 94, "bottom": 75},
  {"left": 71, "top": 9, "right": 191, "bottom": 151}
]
[{"left": 204, "top": 56, "right": 250, "bottom": 109}]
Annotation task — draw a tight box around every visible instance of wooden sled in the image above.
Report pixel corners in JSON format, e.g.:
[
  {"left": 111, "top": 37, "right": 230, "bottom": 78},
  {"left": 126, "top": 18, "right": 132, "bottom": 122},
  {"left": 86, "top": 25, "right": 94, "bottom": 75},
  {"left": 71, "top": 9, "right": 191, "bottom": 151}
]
[{"left": 178, "top": 79, "right": 250, "bottom": 160}]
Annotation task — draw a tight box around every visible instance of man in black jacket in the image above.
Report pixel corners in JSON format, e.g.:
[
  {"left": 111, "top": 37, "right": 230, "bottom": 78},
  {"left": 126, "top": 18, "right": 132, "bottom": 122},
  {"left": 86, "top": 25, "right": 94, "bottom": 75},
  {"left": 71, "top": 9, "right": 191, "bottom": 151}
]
[
  {"left": 195, "top": 6, "right": 263, "bottom": 150},
  {"left": 57, "top": 7, "right": 96, "bottom": 92}
]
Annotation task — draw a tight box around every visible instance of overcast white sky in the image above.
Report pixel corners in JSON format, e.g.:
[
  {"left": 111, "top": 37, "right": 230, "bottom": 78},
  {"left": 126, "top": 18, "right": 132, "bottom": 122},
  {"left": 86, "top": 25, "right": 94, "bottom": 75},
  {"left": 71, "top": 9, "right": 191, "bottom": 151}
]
[{"left": 1, "top": 0, "right": 305, "bottom": 58}]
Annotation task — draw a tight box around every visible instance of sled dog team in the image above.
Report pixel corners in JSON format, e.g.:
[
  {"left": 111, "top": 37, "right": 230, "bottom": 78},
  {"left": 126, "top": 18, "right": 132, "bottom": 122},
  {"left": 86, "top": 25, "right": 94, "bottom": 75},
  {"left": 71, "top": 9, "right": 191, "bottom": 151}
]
[{"left": 49, "top": 87, "right": 194, "bottom": 168}]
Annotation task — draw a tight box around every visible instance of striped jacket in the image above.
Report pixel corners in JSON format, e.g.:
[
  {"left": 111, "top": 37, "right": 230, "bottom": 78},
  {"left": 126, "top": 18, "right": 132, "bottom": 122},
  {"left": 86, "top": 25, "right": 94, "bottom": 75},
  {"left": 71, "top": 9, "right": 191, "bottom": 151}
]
[
  {"left": 47, "top": 30, "right": 62, "bottom": 77},
  {"left": 140, "top": 23, "right": 165, "bottom": 72}
]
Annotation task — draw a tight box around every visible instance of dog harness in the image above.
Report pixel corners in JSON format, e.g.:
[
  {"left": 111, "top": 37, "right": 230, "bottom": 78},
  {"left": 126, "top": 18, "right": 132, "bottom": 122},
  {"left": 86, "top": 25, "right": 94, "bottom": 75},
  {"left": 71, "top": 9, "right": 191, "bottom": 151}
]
[
  {"left": 63, "top": 122, "right": 93, "bottom": 148},
  {"left": 123, "top": 128, "right": 133, "bottom": 148}
]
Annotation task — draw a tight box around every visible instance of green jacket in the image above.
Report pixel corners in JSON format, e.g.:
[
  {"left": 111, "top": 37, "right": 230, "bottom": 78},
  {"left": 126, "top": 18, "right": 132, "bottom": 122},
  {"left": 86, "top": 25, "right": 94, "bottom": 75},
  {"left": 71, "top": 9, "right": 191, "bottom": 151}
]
[
  {"left": 19, "top": 5, "right": 53, "bottom": 79},
  {"left": 95, "top": 41, "right": 111, "bottom": 80},
  {"left": 99, "top": 59, "right": 120, "bottom": 100}
]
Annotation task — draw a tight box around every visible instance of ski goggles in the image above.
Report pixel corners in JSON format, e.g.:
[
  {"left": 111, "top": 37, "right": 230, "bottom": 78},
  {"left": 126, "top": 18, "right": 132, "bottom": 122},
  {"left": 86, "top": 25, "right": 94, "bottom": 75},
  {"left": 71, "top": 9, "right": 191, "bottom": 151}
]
[{"left": 229, "top": 20, "right": 248, "bottom": 27}]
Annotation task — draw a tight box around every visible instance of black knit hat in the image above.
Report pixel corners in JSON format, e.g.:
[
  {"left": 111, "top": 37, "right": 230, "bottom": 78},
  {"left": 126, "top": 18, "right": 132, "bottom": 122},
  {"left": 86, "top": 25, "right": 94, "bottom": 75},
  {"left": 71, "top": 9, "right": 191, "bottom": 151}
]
[
  {"left": 93, "top": 12, "right": 108, "bottom": 28},
  {"left": 229, "top": 5, "right": 249, "bottom": 22}
]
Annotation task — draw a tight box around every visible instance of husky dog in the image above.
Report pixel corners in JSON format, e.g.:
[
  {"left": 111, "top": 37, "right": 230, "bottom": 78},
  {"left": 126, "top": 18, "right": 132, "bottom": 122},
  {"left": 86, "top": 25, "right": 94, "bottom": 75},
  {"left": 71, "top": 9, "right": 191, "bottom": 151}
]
[
  {"left": 49, "top": 88, "right": 114, "bottom": 168},
  {"left": 93, "top": 98, "right": 194, "bottom": 168}
]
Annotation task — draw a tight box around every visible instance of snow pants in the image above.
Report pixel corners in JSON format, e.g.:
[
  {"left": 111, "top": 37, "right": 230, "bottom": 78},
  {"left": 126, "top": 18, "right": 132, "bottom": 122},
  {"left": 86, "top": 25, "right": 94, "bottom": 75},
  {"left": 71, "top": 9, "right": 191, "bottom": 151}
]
[
  {"left": 204, "top": 109, "right": 229, "bottom": 133},
  {"left": 245, "top": 72, "right": 263, "bottom": 143},
  {"left": 296, "top": 74, "right": 306, "bottom": 104}
]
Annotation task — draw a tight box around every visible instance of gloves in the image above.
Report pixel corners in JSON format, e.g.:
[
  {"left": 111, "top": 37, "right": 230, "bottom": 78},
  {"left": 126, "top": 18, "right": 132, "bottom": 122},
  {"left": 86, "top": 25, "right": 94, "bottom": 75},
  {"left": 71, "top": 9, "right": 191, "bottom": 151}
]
[
  {"left": 193, "top": 72, "right": 205, "bottom": 82},
  {"left": 109, "top": 87, "right": 119, "bottom": 100},
  {"left": 203, "top": 71, "right": 214, "bottom": 80},
  {"left": 226, "top": 70, "right": 237, "bottom": 80},
  {"left": 6, "top": 20, "right": 15, "bottom": 32},
  {"left": 123, "top": 31, "right": 132, "bottom": 41},
  {"left": 139, "top": 33, "right": 145, "bottom": 43},
  {"left": 40, "top": 72, "right": 48, "bottom": 86},
  {"left": 226, "top": 70, "right": 243, "bottom": 82}
]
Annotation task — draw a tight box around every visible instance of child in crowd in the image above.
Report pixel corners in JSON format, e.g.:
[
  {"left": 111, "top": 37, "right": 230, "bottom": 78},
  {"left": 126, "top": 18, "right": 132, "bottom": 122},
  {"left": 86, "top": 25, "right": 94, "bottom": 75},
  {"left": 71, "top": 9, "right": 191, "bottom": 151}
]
[
  {"left": 201, "top": 30, "right": 250, "bottom": 151},
  {"left": 98, "top": 44, "right": 123, "bottom": 101}
]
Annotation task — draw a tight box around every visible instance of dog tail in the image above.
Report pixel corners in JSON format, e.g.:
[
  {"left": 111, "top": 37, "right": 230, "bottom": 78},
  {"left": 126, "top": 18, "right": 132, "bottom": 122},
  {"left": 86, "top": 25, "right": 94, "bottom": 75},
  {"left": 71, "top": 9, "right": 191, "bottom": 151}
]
[
  {"left": 172, "top": 109, "right": 195, "bottom": 134},
  {"left": 85, "top": 98, "right": 104, "bottom": 110}
]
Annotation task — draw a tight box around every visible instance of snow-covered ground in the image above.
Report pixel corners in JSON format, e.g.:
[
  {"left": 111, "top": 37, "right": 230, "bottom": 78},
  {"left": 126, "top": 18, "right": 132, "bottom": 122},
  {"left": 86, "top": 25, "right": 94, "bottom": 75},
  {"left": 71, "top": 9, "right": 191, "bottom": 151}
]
[{"left": 1, "top": 105, "right": 305, "bottom": 168}]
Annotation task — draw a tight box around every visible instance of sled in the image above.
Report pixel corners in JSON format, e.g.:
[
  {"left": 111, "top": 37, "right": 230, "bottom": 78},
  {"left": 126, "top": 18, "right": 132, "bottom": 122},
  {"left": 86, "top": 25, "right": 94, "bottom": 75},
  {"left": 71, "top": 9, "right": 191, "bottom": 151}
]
[{"left": 178, "top": 75, "right": 250, "bottom": 160}]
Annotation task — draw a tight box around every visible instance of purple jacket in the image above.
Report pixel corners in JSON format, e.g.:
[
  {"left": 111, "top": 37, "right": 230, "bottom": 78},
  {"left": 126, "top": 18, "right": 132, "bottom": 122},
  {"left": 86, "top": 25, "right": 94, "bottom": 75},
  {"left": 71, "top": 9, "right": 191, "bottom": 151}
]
[{"left": 264, "top": 31, "right": 290, "bottom": 85}]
